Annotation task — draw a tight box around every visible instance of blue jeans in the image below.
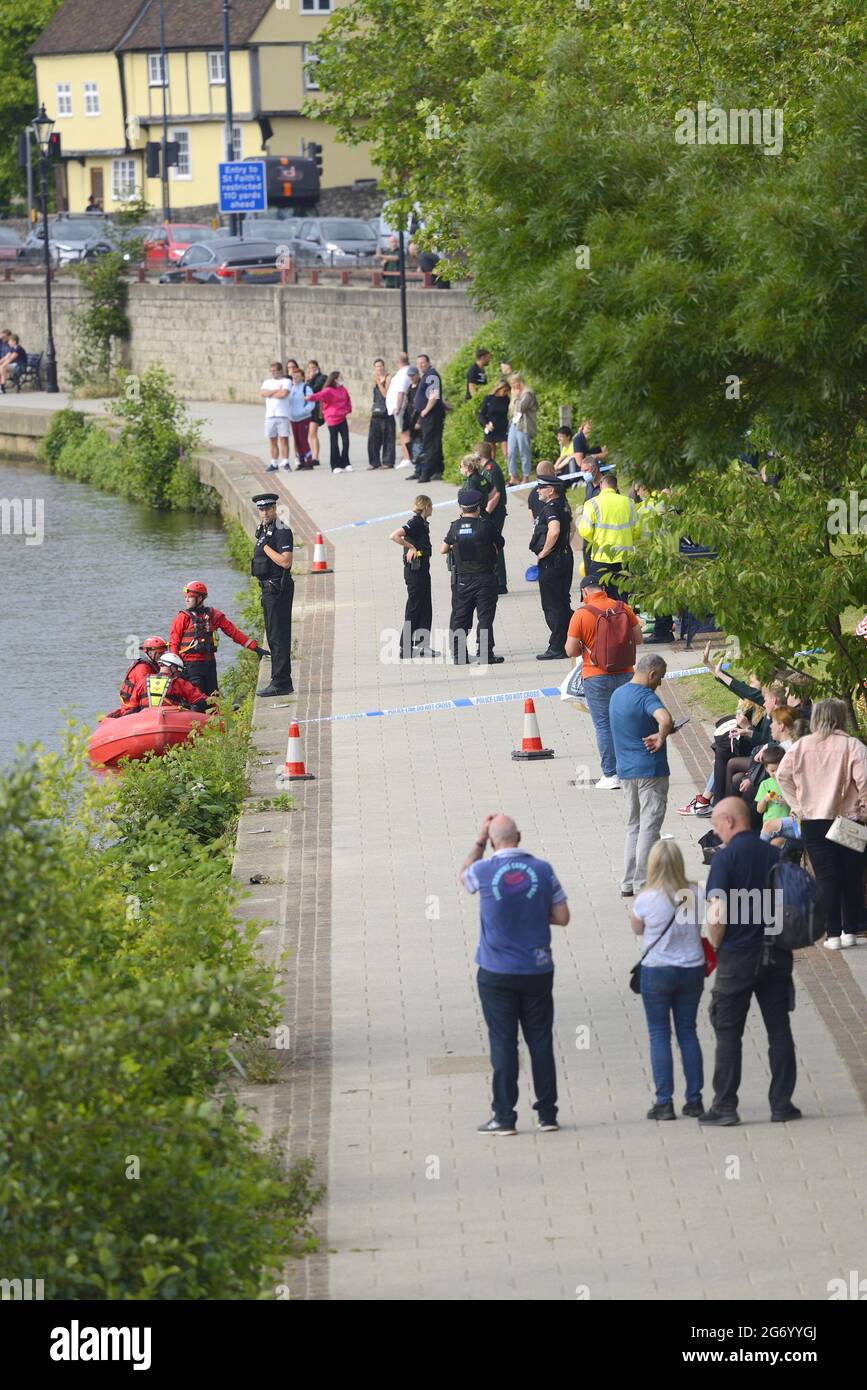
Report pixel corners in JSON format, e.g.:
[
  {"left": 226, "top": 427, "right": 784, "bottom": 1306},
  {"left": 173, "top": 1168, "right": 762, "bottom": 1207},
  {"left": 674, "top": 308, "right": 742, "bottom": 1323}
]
[
  {"left": 507, "top": 424, "right": 532, "bottom": 479},
  {"left": 640, "top": 964, "right": 705, "bottom": 1105},
  {"left": 583, "top": 672, "right": 631, "bottom": 777},
  {"left": 477, "top": 967, "right": 557, "bottom": 1126}
]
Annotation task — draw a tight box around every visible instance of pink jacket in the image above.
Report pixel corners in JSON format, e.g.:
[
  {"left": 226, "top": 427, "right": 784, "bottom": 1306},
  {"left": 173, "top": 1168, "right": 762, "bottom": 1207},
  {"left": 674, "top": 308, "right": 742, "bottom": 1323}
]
[
  {"left": 776, "top": 731, "right": 867, "bottom": 821},
  {"left": 308, "top": 384, "right": 352, "bottom": 425}
]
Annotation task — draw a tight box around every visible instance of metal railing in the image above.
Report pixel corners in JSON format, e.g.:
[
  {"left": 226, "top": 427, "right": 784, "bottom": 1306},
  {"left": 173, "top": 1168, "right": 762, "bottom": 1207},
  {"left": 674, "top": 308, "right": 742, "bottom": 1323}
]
[{"left": 1, "top": 258, "right": 452, "bottom": 288}]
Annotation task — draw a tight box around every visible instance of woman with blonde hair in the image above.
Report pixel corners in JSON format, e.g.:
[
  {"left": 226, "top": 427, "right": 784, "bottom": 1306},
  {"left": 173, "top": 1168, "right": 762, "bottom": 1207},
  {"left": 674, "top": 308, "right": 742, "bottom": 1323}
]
[
  {"left": 506, "top": 374, "right": 538, "bottom": 486},
  {"left": 389, "top": 495, "right": 435, "bottom": 659},
  {"left": 776, "top": 698, "right": 867, "bottom": 950},
  {"left": 631, "top": 840, "right": 706, "bottom": 1120}
]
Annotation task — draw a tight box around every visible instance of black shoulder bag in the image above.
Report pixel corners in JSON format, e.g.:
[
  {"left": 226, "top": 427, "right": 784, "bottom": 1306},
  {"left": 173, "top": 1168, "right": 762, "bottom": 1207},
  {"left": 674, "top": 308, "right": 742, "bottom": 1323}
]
[{"left": 629, "top": 904, "right": 678, "bottom": 994}]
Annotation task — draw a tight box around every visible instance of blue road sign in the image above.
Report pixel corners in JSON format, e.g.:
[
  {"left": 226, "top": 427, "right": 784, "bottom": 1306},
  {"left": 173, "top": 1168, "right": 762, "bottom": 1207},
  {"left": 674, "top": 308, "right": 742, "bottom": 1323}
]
[{"left": 218, "top": 161, "right": 266, "bottom": 213}]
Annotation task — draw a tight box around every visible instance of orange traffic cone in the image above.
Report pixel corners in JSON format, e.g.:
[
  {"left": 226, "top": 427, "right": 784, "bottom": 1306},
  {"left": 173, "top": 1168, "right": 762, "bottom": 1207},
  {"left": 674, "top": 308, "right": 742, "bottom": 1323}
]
[
  {"left": 511, "top": 698, "right": 554, "bottom": 761},
  {"left": 310, "top": 532, "right": 330, "bottom": 573},
  {"left": 278, "top": 720, "right": 315, "bottom": 781}
]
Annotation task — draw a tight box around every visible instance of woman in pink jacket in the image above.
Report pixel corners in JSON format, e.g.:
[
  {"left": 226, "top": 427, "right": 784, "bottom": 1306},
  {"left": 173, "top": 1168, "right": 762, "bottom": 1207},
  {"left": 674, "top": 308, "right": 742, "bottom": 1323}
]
[
  {"left": 776, "top": 698, "right": 867, "bottom": 950},
  {"left": 308, "top": 371, "right": 353, "bottom": 472}
]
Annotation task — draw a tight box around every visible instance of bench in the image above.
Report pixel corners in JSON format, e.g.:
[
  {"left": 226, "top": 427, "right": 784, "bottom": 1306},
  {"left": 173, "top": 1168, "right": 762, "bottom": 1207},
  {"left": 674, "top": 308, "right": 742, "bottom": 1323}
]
[{"left": 13, "top": 352, "right": 43, "bottom": 391}]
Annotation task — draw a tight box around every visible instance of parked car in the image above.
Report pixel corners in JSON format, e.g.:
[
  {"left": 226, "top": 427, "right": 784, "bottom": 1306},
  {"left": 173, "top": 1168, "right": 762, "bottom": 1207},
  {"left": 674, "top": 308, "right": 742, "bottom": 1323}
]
[
  {"left": 159, "top": 223, "right": 222, "bottom": 263},
  {"left": 158, "top": 238, "right": 283, "bottom": 284},
  {"left": 0, "top": 226, "right": 24, "bottom": 261},
  {"left": 238, "top": 216, "right": 300, "bottom": 245},
  {"left": 372, "top": 200, "right": 423, "bottom": 254},
  {"left": 20, "top": 216, "right": 116, "bottom": 266},
  {"left": 286, "top": 217, "right": 379, "bottom": 267}
]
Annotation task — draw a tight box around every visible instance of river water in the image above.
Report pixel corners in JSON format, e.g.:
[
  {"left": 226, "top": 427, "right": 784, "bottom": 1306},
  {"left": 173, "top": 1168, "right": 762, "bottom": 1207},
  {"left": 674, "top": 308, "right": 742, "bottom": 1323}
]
[{"left": 0, "top": 457, "right": 247, "bottom": 768}]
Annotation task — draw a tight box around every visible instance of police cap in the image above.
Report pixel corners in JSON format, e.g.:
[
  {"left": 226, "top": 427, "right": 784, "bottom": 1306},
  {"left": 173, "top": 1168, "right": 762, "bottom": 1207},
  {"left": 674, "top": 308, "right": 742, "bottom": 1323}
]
[
  {"left": 536, "top": 476, "right": 565, "bottom": 492},
  {"left": 253, "top": 492, "right": 279, "bottom": 508},
  {"left": 458, "top": 488, "right": 482, "bottom": 508}
]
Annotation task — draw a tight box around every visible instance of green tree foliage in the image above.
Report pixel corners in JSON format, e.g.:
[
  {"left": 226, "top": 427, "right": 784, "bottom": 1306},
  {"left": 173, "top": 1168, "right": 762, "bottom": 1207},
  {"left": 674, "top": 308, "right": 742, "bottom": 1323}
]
[
  {"left": 0, "top": 1, "right": 63, "bottom": 212},
  {"left": 0, "top": 735, "right": 321, "bottom": 1298},
  {"left": 71, "top": 252, "right": 131, "bottom": 387}
]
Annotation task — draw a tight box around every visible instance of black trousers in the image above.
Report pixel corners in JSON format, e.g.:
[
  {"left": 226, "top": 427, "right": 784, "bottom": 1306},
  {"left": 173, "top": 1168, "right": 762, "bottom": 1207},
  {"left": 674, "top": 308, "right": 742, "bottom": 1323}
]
[
  {"left": 709, "top": 946, "right": 796, "bottom": 1115},
  {"left": 477, "top": 967, "right": 557, "bottom": 1126},
  {"left": 185, "top": 658, "right": 218, "bottom": 696},
  {"left": 450, "top": 571, "right": 498, "bottom": 663},
  {"left": 368, "top": 414, "right": 395, "bottom": 468},
  {"left": 801, "top": 819, "right": 864, "bottom": 938},
  {"left": 538, "top": 551, "right": 573, "bottom": 652},
  {"left": 261, "top": 577, "right": 294, "bottom": 689},
  {"left": 328, "top": 420, "right": 350, "bottom": 470},
  {"left": 492, "top": 513, "right": 507, "bottom": 592},
  {"left": 401, "top": 562, "right": 432, "bottom": 655},
  {"left": 418, "top": 410, "right": 444, "bottom": 481}
]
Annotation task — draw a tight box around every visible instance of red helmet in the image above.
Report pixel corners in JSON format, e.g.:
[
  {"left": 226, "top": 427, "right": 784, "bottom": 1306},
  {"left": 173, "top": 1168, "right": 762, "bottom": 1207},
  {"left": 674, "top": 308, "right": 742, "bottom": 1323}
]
[
  {"left": 184, "top": 581, "right": 208, "bottom": 598},
  {"left": 141, "top": 635, "right": 167, "bottom": 654}
]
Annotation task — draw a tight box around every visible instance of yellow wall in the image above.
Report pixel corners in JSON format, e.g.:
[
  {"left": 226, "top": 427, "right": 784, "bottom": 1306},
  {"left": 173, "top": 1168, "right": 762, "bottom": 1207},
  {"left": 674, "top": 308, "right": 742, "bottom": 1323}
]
[
  {"left": 253, "top": 0, "right": 357, "bottom": 44},
  {"left": 36, "top": 52, "right": 126, "bottom": 150}
]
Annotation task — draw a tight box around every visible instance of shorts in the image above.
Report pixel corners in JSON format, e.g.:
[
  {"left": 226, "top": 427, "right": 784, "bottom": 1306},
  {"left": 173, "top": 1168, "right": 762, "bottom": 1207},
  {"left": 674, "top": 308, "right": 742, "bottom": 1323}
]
[
  {"left": 761, "top": 816, "right": 801, "bottom": 842},
  {"left": 265, "top": 417, "right": 291, "bottom": 439}
]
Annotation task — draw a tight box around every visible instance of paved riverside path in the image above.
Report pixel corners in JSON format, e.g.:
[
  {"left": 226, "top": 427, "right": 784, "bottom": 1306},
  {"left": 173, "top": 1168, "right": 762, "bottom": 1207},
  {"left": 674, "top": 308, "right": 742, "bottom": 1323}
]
[{"left": 57, "top": 396, "right": 867, "bottom": 1298}]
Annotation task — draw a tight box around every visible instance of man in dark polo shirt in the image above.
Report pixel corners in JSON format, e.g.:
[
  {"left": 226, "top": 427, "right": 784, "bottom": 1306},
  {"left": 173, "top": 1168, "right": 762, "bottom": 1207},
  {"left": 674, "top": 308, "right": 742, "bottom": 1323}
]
[
  {"left": 701, "top": 797, "right": 799, "bottom": 1126},
  {"left": 461, "top": 813, "right": 570, "bottom": 1135}
]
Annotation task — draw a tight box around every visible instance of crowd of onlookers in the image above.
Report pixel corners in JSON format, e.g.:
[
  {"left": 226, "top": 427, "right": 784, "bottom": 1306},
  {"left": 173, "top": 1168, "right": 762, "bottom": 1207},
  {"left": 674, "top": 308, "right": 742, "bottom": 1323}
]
[{"left": 0, "top": 329, "right": 28, "bottom": 392}]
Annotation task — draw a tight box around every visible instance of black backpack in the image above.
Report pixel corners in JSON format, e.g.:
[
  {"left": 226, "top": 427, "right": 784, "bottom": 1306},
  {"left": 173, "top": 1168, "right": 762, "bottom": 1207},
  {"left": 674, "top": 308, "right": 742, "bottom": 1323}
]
[{"left": 766, "top": 859, "right": 825, "bottom": 950}]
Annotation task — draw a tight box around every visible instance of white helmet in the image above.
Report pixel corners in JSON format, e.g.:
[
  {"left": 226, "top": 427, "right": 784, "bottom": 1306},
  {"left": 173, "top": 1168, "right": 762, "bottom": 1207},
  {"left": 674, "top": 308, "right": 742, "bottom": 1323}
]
[{"left": 158, "top": 652, "right": 185, "bottom": 672}]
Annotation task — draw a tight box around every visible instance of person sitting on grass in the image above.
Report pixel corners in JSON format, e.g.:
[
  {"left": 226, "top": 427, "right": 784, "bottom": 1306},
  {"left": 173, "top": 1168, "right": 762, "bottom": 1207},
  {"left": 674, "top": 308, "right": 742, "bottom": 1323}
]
[{"left": 756, "top": 745, "right": 800, "bottom": 845}]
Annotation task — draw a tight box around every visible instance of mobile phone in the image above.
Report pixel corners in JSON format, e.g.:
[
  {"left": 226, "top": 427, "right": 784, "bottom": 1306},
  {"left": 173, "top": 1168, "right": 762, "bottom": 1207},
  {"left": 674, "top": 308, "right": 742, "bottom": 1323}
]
[{"left": 672, "top": 717, "right": 690, "bottom": 732}]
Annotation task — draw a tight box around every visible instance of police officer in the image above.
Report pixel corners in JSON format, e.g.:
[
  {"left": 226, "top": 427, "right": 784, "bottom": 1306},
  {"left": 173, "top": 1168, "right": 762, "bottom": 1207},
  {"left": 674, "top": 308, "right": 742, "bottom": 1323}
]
[
  {"left": 251, "top": 493, "right": 294, "bottom": 696},
  {"left": 441, "top": 488, "right": 504, "bottom": 665},
  {"left": 389, "top": 494, "right": 435, "bottom": 658},
  {"left": 531, "top": 476, "right": 573, "bottom": 660},
  {"left": 475, "top": 442, "right": 508, "bottom": 593}
]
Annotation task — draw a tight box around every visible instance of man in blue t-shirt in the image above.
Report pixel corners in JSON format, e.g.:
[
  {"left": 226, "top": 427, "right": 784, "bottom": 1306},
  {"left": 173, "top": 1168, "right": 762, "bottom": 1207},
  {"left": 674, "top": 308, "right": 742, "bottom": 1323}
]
[
  {"left": 701, "top": 797, "right": 798, "bottom": 1127},
  {"left": 610, "top": 653, "right": 674, "bottom": 897},
  {"left": 461, "top": 813, "right": 570, "bottom": 1136}
]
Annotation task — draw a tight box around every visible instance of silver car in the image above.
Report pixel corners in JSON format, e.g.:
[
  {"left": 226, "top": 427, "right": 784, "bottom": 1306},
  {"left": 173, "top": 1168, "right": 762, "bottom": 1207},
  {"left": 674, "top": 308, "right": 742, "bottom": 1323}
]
[
  {"left": 288, "top": 217, "right": 379, "bottom": 267},
  {"left": 21, "top": 216, "right": 116, "bottom": 266}
]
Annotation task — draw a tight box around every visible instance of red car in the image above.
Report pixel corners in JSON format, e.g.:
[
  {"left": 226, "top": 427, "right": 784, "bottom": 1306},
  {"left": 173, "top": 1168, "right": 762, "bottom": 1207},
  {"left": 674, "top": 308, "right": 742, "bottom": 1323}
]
[{"left": 142, "top": 223, "right": 221, "bottom": 265}]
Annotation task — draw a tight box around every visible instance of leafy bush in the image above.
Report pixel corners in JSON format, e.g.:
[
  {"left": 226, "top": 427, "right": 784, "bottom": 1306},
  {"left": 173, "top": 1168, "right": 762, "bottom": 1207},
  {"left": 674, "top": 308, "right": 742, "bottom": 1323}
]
[
  {"left": 71, "top": 251, "right": 131, "bottom": 388},
  {"left": 37, "top": 407, "right": 88, "bottom": 466},
  {"left": 441, "top": 322, "right": 575, "bottom": 483},
  {"left": 0, "top": 730, "right": 321, "bottom": 1299}
]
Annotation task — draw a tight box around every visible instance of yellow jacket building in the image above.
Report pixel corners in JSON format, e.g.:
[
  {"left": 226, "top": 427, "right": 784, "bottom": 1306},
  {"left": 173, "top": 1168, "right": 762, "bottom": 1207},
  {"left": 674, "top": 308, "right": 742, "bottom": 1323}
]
[{"left": 30, "top": 0, "right": 376, "bottom": 214}]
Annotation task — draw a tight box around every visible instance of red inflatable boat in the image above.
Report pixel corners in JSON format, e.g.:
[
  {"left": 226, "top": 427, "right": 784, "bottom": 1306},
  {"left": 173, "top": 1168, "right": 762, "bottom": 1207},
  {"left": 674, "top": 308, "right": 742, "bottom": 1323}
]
[{"left": 87, "top": 707, "right": 211, "bottom": 768}]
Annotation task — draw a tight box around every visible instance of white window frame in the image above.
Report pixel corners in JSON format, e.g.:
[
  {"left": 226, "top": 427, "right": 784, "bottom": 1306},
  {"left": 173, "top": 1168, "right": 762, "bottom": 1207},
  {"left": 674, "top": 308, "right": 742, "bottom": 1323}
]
[
  {"left": 231, "top": 124, "right": 243, "bottom": 161},
  {"left": 148, "top": 54, "right": 167, "bottom": 87},
  {"left": 169, "top": 127, "right": 191, "bottom": 180},
  {"left": 300, "top": 0, "right": 332, "bottom": 12},
  {"left": 302, "top": 45, "right": 320, "bottom": 91},
  {"left": 84, "top": 82, "right": 100, "bottom": 117},
  {"left": 208, "top": 51, "right": 226, "bottom": 85},
  {"left": 112, "top": 158, "right": 138, "bottom": 203},
  {"left": 56, "top": 83, "right": 72, "bottom": 117}
]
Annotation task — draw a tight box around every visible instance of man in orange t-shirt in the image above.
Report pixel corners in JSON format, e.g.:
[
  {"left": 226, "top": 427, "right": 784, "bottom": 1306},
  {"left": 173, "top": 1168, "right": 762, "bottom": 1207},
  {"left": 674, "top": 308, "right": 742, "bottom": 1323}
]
[{"left": 565, "top": 575, "right": 643, "bottom": 789}]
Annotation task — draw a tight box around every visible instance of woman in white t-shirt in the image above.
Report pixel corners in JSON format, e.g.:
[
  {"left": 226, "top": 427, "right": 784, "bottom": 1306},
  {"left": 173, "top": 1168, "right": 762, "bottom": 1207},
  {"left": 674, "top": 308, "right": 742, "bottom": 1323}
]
[{"left": 631, "top": 841, "right": 706, "bottom": 1122}]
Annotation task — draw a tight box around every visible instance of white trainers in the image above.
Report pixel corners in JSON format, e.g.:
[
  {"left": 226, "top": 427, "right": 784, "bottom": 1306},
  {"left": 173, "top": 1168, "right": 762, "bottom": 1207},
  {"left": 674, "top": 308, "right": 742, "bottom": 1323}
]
[
  {"left": 595, "top": 775, "right": 622, "bottom": 790},
  {"left": 824, "top": 936, "right": 842, "bottom": 951},
  {"left": 396, "top": 459, "right": 411, "bottom": 468},
  {"left": 343, "top": 464, "right": 353, "bottom": 472},
  {"left": 840, "top": 933, "right": 858, "bottom": 948}
]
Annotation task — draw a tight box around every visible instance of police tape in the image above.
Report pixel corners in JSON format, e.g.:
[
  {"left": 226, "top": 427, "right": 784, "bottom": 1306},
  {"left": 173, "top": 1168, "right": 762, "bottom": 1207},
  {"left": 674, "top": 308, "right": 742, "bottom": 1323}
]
[
  {"left": 298, "top": 664, "right": 708, "bottom": 725},
  {"left": 322, "top": 481, "right": 537, "bottom": 534}
]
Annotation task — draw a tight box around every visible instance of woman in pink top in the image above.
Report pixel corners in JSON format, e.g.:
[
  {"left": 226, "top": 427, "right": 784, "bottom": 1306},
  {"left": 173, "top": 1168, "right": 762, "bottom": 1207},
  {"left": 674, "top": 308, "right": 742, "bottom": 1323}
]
[
  {"left": 776, "top": 698, "right": 867, "bottom": 950},
  {"left": 308, "top": 371, "right": 353, "bottom": 472}
]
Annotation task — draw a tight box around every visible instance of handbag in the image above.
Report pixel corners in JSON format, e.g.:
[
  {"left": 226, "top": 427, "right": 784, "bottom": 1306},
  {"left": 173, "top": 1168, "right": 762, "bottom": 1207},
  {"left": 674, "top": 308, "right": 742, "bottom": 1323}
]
[
  {"left": 629, "top": 905, "right": 677, "bottom": 994},
  {"left": 826, "top": 816, "right": 867, "bottom": 853},
  {"left": 702, "top": 937, "right": 717, "bottom": 976}
]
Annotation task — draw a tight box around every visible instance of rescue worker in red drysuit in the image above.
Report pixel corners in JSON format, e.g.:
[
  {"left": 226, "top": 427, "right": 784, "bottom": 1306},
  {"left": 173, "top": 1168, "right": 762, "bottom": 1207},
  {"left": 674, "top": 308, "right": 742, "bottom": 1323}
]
[
  {"left": 123, "top": 652, "right": 209, "bottom": 714},
  {"left": 168, "top": 580, "right": 267, "bottom": 695},
  {"left": 118, "top": 635, "right": 168, "bottom": 711}
]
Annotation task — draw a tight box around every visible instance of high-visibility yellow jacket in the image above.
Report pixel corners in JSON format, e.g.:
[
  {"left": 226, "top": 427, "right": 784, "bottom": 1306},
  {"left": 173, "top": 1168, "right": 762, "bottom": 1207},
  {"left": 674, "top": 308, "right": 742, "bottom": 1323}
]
[{"left": 578, "top": 489, "right": 639, "bottom": 564}]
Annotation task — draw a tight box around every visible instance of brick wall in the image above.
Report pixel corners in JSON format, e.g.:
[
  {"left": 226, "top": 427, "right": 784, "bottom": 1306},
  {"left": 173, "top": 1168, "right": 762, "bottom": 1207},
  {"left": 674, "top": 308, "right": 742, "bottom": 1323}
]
[{"left": 0, "top": 279, "right": 490, "bottom": 411}]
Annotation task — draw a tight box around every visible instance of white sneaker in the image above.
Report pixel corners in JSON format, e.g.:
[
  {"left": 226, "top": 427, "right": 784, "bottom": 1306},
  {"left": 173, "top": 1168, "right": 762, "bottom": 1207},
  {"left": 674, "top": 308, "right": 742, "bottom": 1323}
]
[
  {"left": 396, "top": 459, "right": 411, "bottom": 468},
  {"left": 595, "top": 775, "right": 622, "bottom": 790},
  {"left": 824, "top": 936, "right": 842, "bottom": 951},
  {"left": 840, "top": 933, "right": 858, "bottom": 948},
  {"left": 343, "top": 464, "right": 353, "bottom": 472}
]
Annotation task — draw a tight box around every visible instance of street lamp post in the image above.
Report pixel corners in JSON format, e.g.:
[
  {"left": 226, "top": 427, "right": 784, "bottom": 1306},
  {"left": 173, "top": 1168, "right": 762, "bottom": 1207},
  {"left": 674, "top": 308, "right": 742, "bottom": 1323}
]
[
  {"left": 223, "top": 0, "right": 238, "bottom": 237},
  {"left": 33, "top": 104, "right": 58, "bottom": 394}
]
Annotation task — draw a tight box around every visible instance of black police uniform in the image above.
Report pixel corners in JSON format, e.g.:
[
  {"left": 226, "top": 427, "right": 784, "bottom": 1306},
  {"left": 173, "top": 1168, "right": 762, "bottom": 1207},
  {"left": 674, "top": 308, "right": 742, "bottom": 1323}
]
[
  {"left": 481, "top": 457, "right": 508, "bottom": 593},
  {"left": 531, "top": 488, "right": 573, "bottom": 656},
  {"left": 251, "top": 498, "right": 294, "bottom": 692},
  {"left": 415, "top": 367, "right": 445, "bottom": 482},
  {"left": 444, "top": 503, "right": 501, "bottom": 664},
  {"left": 400, "top": 511, "right": 433, "bottom": 656}
]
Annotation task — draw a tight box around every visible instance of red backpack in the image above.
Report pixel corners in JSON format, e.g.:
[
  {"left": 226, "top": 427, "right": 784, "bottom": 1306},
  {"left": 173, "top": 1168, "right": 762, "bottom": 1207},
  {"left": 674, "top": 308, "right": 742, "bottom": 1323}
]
[{"left": 584, "top": 602, "right": 636, "bottom": 672}]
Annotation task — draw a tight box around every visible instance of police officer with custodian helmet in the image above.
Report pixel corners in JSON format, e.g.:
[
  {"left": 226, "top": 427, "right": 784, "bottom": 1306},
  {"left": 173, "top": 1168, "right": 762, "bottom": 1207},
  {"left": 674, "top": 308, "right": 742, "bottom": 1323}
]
[
  {"left": 251, "top": 493, "right": 294, "bottom": 695},
  {"left": 441, "top": 487, "right": 504, "bottom": 665}
]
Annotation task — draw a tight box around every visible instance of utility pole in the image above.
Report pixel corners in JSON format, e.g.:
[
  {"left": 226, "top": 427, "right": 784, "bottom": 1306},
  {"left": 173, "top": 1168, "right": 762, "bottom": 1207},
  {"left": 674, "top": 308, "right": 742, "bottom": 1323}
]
[
  {"left": 160, "top": 0, "right": 171, "bottom": 222},
  {"left": 398, "top": 229, "right": 408, "bottom": 356},
  {"left": 223, "top": 0, "right": 237, "bottom": 236},
  {"left": 33, "top": 106, "right": 59, "bottom": 393}
]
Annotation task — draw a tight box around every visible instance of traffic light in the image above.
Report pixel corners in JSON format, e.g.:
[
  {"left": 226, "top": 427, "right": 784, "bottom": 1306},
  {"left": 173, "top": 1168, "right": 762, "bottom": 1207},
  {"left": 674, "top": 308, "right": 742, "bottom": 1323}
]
[
  {"left": 164, "top": 141, "right": 180, "bottom": 169},
  {"left": 17, "top": 130, "right": 30, "bottom": 170},
  {"left": 308, "top": 141, "right": 323, "bottom": 178},
  {"left": 48, "top": 131, "right": 62, "bottom": 161},
  {"left": 145, "top": 142, "right": 161, "bottom": 178}
]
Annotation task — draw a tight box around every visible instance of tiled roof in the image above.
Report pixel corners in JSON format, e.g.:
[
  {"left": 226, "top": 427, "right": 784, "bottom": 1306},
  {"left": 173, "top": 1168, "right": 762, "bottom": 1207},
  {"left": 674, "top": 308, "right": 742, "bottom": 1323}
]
[{"left": 30, "top": 0, "right": 276, "bottom": 56}]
